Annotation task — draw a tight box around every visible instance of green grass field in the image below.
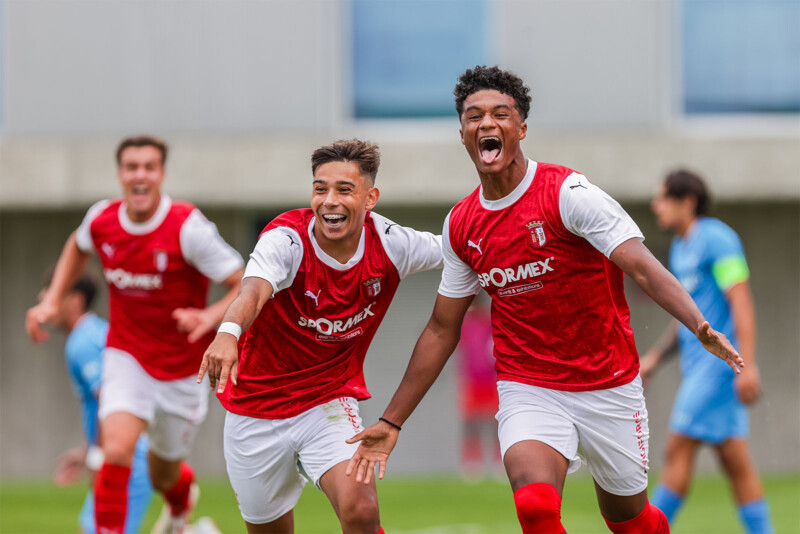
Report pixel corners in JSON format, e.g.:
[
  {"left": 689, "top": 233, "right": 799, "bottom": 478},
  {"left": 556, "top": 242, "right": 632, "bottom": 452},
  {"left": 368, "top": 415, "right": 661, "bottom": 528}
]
[{"left": 1, "top": 474, "right": 798, "bottom": 533}]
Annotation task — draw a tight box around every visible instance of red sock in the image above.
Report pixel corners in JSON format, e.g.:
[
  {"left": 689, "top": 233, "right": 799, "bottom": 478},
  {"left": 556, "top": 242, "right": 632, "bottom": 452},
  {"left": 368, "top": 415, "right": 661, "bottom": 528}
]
[
  {"left": 94, "top": 463, "right": 131, "bottom": 533},
  {"left": 163, "top": 462, "right": 195, "bottom": 517},
  {"left": 604, "top": 500, "right": 670, "bottom": 533},
  {"left": 514, "top": 483, "right": 567, "bottom": 534}
]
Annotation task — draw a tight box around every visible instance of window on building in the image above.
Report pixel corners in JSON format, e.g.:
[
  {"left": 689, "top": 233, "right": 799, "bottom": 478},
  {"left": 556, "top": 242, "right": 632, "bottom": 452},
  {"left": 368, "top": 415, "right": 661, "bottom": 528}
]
[
  {"left": 352, "top": 0, "right": 491, "bottom": 119},
  {"left": 683, "top": 0, "right": 800, "bottom": 114}
]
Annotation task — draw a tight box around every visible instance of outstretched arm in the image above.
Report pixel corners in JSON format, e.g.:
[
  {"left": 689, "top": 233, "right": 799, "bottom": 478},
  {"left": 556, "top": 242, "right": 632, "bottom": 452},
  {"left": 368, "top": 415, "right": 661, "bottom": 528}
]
[
  {"left": 197, "top": 276, "right": 273, "bottom": 393},
  {"left": 639, "top": 320, "right": 679, "bottom": 386},
  {"left": 610, "top": 238, "right": 743, "bottom": 372},
  {"left": 173, "top": 267, "right": 245, "bottom": 343},
  {"left": 346, "top": 293, "right": 474, "bottom": 484},
  {"left": 727, "top": 281, "right": 761, "bottom": 403},
  {"left": 26, "top": 232, "right": 90, "bottom": 343}
]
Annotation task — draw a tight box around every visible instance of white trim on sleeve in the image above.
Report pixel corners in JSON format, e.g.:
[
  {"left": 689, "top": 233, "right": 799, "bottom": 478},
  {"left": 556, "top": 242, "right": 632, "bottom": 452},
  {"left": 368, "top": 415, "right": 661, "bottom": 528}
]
[
  {"left": 243, "top": 227, "right": 303, "bottom": 294},
  {"left": 371, "top": 212, "right": 443, "bottom": 279},
  {"left": 559, "top": 173, "right": 644, "bottom": 258},
  {"left": 437, "top": 211, "right": 481, "bottom": 298},
  {"left": 180, "top": 210, "right": 245, "bottom": 282},
  {"left": 75, "top": 199, "right": 111, "bottom": 253}
]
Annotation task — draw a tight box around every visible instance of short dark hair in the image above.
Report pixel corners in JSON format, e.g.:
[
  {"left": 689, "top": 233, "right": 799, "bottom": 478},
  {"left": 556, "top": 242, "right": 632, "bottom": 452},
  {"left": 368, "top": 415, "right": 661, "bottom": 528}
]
[
  {"left": 311, "top": 139, "right": 381, "bottom": 183},
  {"left": 663, "top": 169, "right": 711, "bottom": 216},
  {"left": 115, "top": 135, "right": 168, "bottom": 166},
  {"left": 43, "top": 269, "right": 98, "bottom": 311},
  {"left": 454, "top": 65, "right": 532, "bottom": 120}
]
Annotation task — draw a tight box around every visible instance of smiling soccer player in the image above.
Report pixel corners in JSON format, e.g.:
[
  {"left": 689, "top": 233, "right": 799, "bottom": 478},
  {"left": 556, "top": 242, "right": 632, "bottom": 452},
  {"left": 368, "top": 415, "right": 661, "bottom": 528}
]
[{"left": 346, "top": 66, "right": 744, "bottom": 534}]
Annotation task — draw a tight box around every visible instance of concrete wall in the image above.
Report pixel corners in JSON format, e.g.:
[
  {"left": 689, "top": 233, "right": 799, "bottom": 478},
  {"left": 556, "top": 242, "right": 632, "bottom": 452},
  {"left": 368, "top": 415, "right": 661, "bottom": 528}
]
[
  {"left": 2, "top": 202, "right": 797, "bottom": 478},
  {"left": 2, "top": 0, "right": 347, "bottom": 134},
  {"left": 2, "top": 134, "right": 799, "bottom": 210}
]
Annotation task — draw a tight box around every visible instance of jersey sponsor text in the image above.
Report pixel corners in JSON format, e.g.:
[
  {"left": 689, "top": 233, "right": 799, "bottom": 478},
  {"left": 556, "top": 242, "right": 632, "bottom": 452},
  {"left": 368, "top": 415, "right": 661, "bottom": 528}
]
[
  {"left": 477, "top": 257, "right": 554, "bottom": 288},
  {"left": 297, "top": 302, "right": 376, "bottom": 335},
  {"left": 104, "top": 268, "right": 163, "bottom": 290}
]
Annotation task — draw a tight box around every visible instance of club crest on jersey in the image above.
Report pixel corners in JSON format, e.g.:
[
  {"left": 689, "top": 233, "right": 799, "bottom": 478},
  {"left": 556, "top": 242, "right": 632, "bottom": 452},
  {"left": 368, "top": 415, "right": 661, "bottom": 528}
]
[
  {"left": 526, "top": 220, "right": 547, "bottom": 248},
  {"left": 153, "top": 250, "right": 168, "bottom": 272},
  {"left": 101, "top": 243, "right": 115, "bottom": 258},
  {"left": 362, "top": 277, "right": 382, "bottom": 297}
]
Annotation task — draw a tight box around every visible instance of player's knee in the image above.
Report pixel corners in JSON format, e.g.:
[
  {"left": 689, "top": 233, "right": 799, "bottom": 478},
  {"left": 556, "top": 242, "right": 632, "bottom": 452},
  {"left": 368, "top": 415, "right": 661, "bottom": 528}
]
[
  {"left": 101, "top": 441, "right": 136, "bottom": 466},
  {"left": 338, "top": 494, "right": 380, "bottom": 531},
  {"left": 514, "top": 483, "right": 563, "bottom": 531}
]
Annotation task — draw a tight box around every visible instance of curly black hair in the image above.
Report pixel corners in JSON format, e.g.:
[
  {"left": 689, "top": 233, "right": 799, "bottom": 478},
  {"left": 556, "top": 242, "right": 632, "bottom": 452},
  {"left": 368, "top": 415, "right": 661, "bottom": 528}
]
[{"left": 454, "top": 65, "right": 531, "bottom": 120}]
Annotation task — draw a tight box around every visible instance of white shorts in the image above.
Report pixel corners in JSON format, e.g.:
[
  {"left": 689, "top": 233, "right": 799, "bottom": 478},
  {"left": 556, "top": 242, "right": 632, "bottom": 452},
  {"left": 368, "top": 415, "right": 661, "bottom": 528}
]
[
  {"left": 99, "top": 348, "right": 209, "bottom": 461},
  {"left": 496, "top": 376, "right": 650, "bottom": 496},
  {"left": 224, "top": 397, "right": 364, "bottom": 524}
]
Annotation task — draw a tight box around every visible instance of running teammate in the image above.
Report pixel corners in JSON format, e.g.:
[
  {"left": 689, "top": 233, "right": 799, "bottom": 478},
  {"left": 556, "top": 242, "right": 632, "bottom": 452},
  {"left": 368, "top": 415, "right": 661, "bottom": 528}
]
[
  {"left": 26, "top": 135, "right": 245, "bottom": 534},
  {"left": 346, "top": 66, "right": 743, "bottom": 534},
  {"left": 42, "top": 273, "right": 153, "bottom": 534},
  {"left": 198, "top": 139, "right": 442, "bottom": 534},
  {"left": 642, "top": 169, "right": 774, "bottom": 534}
]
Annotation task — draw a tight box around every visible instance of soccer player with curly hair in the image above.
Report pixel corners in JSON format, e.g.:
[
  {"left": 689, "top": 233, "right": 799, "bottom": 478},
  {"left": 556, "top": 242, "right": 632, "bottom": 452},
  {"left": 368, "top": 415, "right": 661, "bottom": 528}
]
[{"left": 347, "top": 66, "right": 744, "bottom": 534}]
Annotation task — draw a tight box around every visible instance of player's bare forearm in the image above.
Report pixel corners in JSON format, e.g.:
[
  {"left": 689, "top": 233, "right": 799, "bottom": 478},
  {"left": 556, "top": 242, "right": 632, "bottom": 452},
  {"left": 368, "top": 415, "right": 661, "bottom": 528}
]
[
  {"left": 728, "top": 281, "right": 761, "bottom": 402},
  {"left": 204, "top": 268, "right": 245, "bottom": 324},
  {"left": 198, "top": 277, "right": 273, "bottom": 392},
  {"left": 611, "top": 239, "right": 705, "bottom": 332},
  {"left": 382, "top": 294, "right": 473, "bottom": 426},
  {"left": 26, "top": 233, "right": 90, "bottom": 343},
  {"left": 346, "top": 294, "right": 473, "bottom": 484},
  {"left": 611, "top": 239, "right": 743, "bottom": 372},
  {"left": 43, "top": 233, "right": 91, "bottom": 306},
  {"left": 727, "top": 282, "right": 756, "bottom": 368},
  {"left": 639, "top": 320, "right": 679, "bottom": 384},
  {"left": 220, "top": 276, "right": 273, "bottom": 331},
  {"left": 382, "top": 323, "right": 461, "bottom": 425}
]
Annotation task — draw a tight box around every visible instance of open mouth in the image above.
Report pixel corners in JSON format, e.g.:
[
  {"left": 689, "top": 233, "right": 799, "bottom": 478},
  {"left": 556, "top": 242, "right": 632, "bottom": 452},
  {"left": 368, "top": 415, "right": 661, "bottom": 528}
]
[
  {"left": 479, "top": 136, "right": 502, "bottom": 164},
  {"left": 321, "top": 213, "right": 347, "bottom": 228},
  {"left": 131, "top": 185, "right": 150, "bottom": 197}
]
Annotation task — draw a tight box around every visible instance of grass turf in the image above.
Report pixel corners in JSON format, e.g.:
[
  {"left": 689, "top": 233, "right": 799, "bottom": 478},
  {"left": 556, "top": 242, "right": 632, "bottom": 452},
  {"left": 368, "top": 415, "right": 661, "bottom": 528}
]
[{"left": 1, "top": 474, "right": 798, "bottom": 533}]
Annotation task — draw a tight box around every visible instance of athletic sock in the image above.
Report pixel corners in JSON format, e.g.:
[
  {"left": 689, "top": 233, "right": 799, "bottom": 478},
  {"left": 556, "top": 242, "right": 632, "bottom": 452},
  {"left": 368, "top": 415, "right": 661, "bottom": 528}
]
[
  {"left": 651, "top": 484, "right": 684, "bottom": 523},
  {"left": 738, "top": 499, "right": 774, "bottom": 534},
  {"left": 94, "top": 463, "right": 131, "bottom": 533},
  {"left": 163, "top": 462, "right": 195, "bottom": 517},
  {"left": 513, "top": 482, "right": 566, "bottom": 534},
  {"left": 603, "top": 500, "right": 669, "bottom": 533}
]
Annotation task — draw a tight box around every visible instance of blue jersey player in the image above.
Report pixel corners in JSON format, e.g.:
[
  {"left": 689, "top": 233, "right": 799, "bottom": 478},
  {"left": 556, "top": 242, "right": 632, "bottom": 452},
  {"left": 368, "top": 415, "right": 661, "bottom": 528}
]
[
  {"left": 642, "top": 170, "right": 773, "bottom": 534},
  {"left": 41, "top": 273, "right": 153, "bottom": 534}
]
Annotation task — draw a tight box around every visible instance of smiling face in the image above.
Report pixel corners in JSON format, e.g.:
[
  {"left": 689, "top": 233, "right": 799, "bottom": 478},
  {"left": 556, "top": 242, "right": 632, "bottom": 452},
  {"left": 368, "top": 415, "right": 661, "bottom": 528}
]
[
  {"left": 459, "top": 89, "right": 527, "bottom": 175},
  {"left": 311, "top": 160, "right": 379, "bottom": 257},
  {"left": 117, "top": 145, "right": 165, "bottom": 222}
]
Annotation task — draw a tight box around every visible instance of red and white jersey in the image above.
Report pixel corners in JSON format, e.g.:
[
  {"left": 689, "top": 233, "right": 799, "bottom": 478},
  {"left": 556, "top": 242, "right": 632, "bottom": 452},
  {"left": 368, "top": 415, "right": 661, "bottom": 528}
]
[
  {"left": 75, "top": 196, "right": 244, "bottom": 380},
  {"left": 219, "top": 209, "right": 442, "bottom": 419},
  {"left": 440, "top": 159, "right": 644, "bottom": 392}
]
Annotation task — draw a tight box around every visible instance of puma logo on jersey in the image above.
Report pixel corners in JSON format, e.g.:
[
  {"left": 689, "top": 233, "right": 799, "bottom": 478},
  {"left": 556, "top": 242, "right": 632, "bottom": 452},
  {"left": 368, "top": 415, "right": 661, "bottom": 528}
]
[
  {"left": 286, "top": 234, "right": 299, "bottom": 247},
  {"left": 305, "top": 289, "right": 321, "bottom": 307},
  {"left": 101, "top": 243, "right": 115, "bottom": 258},
  {"left": 384, "top": 222, "right": 398, "bottom": 235},
  {"left": 298, "top": 302, "right": 376, "bottom": 335},
  {"left": 477, "top": 258, "right": 555, "bottom": 288},
  {"left": 104, "top": 268, "right": 163, "bottom": 290},
  {"left": 569, "top": 181, "right": 587, "bottom": 190},
  {"left": 467, "top": 238, "right": 483, "bottom": 255}
]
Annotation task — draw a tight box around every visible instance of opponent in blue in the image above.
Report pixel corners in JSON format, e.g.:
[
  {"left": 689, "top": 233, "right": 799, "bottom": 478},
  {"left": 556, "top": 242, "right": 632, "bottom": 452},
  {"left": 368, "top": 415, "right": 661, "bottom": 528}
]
[
  {"left": 642, "top": 170, "right": 773, "bottom": 534},
  {"left": 45, "top": 273, "right": 153, "bottom": 534}
]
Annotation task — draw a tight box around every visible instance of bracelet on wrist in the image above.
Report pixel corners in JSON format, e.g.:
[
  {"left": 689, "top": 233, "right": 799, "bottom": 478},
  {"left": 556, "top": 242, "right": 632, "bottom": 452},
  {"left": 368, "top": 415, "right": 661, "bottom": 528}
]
[
  {"left": 379, "top": 417, "right": 402, "bottom": 432},
  {"left": 217, "top": 321, "right": 242, "bottom": 341}
]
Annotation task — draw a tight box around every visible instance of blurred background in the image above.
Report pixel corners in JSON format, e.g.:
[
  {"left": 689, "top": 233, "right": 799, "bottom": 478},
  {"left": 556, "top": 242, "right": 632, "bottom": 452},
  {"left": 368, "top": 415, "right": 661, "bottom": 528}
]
[{"left": 1, "top": 0, "right": 798, "bottom": 487}]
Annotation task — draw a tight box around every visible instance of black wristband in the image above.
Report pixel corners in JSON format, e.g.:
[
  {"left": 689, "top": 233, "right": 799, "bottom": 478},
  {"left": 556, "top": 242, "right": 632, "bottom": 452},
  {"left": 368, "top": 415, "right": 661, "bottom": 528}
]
[{"left": 379, "top": 417, "right": 402, "bottom": 431}]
